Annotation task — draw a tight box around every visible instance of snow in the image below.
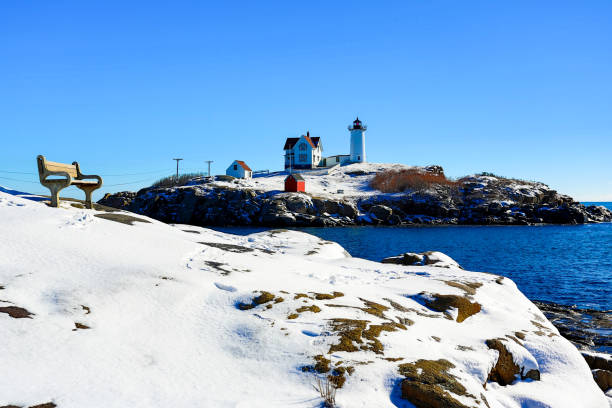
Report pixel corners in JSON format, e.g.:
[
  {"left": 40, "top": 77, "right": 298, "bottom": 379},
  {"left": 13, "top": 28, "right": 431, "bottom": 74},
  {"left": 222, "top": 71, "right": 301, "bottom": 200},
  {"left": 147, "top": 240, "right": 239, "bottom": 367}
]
[
  {"left": 0, "top": 190, "right": 608, "bottom": 408},
  {"left": 192, "top": 162, "right": 418, "bottom": 200}
]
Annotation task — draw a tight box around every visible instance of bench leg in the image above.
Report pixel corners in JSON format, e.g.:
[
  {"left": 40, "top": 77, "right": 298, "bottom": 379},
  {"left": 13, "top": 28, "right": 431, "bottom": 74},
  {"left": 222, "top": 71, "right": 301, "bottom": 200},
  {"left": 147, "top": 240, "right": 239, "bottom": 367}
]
[
  {"left": 84, "top": 189, "right": 93, "bottom": 209},
  {"left": 46, "top": 184, "right": 66, "bottom": 208},
  {"left": 77, "top": 186, "right": 99, "bottom": 209}
]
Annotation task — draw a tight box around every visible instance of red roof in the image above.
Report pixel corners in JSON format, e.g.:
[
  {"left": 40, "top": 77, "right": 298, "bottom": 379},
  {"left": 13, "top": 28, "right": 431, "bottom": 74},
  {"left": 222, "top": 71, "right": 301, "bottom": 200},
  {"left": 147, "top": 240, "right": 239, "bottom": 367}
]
[
  {"left": 235, "top": 160, "right": 252, "bottom": 171},
  {"left": 285, "top": 173, "right": 305, "bottom": 181},
  {"left": 303, "top": 135, "right": 316, "bottom": 149},
  {"left": 283, "top": 135, "right": 320, "bottom": 150}
]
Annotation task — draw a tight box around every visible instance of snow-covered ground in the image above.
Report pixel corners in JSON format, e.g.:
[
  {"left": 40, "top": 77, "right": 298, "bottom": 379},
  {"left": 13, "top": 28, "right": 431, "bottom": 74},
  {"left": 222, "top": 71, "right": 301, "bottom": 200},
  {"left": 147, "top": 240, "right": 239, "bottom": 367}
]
[
  {"left": 198, "top": 162, "right": 416, "bottom": 199},
  {"left": 0, "top": 191, "right": 608, "bottom": 408}
]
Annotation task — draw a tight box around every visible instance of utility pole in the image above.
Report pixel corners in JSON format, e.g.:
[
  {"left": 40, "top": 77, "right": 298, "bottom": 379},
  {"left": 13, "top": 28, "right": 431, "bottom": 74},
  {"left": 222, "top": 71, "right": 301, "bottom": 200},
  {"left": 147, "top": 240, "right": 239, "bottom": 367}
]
[
  {"left": 205, "top": 160, "right": 213, "bottom": 177},
  {"left": 283, "top": 154, "right": 291, "bottom": 174},
  {"left": 172, "top": 158, "right": 183, "bottom": 179}
]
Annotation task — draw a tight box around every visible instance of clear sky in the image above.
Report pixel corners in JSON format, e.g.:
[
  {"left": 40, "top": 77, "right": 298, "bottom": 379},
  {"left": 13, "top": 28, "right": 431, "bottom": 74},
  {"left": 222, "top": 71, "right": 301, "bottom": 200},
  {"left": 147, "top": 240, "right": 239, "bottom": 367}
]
[{"left": 1, "top": 1, "right": 611, "bottom": 201}]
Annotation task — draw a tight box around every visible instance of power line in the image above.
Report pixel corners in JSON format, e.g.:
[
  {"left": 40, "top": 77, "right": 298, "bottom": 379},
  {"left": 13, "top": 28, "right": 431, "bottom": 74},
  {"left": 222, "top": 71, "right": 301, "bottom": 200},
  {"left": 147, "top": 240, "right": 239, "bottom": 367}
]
[
  {"left": 0, "top": 170, "right": 36, "bottom": 175},
  {"left": 0, "top": 174, "right": 161, "bottom": 188},
  {"left": 0, "top": 162, "right": 205, "bottom": 189},
  {"left": 0, "top": 168, "right": 174, "bottom": 177},
  {"left": 0, "top": 175, "right": 40, "bottom": 184},
  {"left": 104, "top": 177, "right": 160, "bottom": 187},
  {"left": 99, "top": 169, "right": 173, "bottom": 176}
]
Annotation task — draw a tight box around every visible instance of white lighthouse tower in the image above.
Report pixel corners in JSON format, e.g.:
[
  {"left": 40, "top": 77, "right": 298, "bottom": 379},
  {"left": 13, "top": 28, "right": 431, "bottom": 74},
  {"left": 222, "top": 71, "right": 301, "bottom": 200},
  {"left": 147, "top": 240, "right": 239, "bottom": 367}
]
[{"left": 348, "top": 117, "right": 367, "bottom": 163}]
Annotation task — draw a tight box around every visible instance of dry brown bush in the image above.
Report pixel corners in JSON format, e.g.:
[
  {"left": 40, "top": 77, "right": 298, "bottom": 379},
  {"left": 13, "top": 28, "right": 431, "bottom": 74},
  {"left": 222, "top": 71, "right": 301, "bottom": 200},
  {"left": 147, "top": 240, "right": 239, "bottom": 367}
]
[{"left": 370, "top": 169, "right": 458, "bottom": 193}]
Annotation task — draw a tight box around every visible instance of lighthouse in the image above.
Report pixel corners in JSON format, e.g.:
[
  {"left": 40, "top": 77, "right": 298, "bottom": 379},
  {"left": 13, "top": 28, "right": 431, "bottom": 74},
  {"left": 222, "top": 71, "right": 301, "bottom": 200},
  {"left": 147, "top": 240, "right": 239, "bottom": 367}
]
[{"left": 348, "top": 117, "right": 367, "bottom": 163}]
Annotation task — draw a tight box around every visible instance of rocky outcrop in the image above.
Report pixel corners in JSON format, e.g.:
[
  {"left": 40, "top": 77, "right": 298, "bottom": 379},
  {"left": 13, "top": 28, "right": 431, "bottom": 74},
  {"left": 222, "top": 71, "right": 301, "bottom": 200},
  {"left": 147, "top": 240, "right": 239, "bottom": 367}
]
[
  {"left": 485, "top": 339, "right": 540, "bottom": 386},
  {"left": 382, "top": 251, "right": 463, "bottom": 269},
  {"left": 99, "top": 186, "right": 360, "bottom": 227},
  {"left": 98, "top": 173, "right": 612, "bottom": 227},
  {"left": 398, "top": 359, "right": 473, "bottom": 408},
  {"left": 419, "top": 293, "right": 482, "bottom": 323},
  {"left": 534, "top": 301, "right": 611, "bottom": 353},
  {"left": 592, "top": 369, "right": 612, "bottom": 392},
  {"left": 97, "top": 191, "right": 136, "bottom": 210},
  {"left": 582, "top": 352, "right": 612, "bottom": 392},
  {"left": 534, "top": 301, "right": 611, "bottom": 393},
  {"left": 3, "top": 193, "right": 610, "bottom": 407},
  {"left": 582, "top": 353, "right": 612, "bottom": 372}
]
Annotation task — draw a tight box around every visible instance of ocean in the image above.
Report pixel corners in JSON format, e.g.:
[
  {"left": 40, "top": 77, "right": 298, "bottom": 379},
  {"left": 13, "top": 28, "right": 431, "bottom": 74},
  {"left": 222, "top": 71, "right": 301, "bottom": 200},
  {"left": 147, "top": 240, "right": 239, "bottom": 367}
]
[{"left": 213, "top": 202, "right": 612, "bottom": 311}]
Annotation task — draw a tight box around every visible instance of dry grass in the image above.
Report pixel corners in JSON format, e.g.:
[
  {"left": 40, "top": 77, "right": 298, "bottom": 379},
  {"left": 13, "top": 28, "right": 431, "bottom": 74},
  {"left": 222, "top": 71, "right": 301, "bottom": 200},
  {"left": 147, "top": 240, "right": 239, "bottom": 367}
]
[
  {"left": 313, "top": 376, "right": 337, "bottom": 407},
  {"left": 370, "top": 169, "right": 458, "bottom": 193},
  {"left": 151, "top": 173, "right": 205, "bottom": 188}
]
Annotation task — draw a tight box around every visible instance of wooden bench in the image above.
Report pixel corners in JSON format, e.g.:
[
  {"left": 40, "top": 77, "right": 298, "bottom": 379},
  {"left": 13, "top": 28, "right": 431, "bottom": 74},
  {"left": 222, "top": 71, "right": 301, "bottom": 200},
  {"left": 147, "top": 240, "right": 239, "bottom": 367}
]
[{"left": 37, "top": 155, "right": 103, "bottom": 209}]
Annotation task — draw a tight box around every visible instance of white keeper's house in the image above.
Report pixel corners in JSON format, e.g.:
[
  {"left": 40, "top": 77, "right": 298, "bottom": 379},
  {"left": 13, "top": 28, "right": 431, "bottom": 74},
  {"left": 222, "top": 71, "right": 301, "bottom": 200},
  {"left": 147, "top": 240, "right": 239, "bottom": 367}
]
[
  {"left": 283, "top": 132, "right": 323, "bottom": 170},
  {"left": 226, "top": 160, "right": 252, "bottom": 179}
]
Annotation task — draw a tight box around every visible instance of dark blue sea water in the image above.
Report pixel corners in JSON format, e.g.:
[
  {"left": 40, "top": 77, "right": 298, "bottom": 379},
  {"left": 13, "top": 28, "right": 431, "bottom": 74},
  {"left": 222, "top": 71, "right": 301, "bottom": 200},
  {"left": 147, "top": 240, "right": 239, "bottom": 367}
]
[{"left": 213, "top": 202, "right": 612, "bottom": 311}]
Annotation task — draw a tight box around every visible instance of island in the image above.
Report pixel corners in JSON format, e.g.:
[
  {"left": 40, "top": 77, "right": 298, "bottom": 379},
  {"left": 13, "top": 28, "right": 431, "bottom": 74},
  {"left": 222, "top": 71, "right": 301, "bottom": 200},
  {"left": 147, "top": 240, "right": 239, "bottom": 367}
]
[{"left": 99, "top": 163, "right": 612, "bottom": 227}]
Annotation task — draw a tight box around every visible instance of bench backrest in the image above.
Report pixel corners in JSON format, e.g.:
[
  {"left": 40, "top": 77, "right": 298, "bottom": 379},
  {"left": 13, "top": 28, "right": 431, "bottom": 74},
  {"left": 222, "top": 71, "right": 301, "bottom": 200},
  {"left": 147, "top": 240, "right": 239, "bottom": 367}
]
[{"left": 37, "top": 155, "right": 78, "bottom": 179}]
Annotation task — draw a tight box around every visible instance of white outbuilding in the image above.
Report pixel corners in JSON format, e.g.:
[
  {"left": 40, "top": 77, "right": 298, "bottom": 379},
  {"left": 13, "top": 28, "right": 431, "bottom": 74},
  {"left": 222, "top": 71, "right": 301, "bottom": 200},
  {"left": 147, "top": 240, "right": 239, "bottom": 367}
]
[{"left": 226, "top": 160, "right": 252, "bottom": 179}]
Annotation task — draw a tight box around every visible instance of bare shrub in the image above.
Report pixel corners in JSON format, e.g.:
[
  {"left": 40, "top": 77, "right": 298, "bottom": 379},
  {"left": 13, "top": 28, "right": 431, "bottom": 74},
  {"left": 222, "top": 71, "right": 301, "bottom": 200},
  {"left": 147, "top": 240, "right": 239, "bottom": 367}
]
[
  {"left": 370, "top": 169, "right": 458, "bottom": 193},
  {"left": 151, "top": 173, "right": 205, "bottom": 188},
  {"left": 313, "top": 376, "right": 337, "bottom": 408}
]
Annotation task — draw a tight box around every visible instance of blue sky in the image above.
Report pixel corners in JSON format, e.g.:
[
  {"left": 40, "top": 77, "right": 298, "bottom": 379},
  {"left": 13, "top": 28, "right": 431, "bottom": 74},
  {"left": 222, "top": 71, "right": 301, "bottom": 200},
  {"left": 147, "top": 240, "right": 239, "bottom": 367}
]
[{"left": 1, "top": 1, "right": 611, "bottom": 200}]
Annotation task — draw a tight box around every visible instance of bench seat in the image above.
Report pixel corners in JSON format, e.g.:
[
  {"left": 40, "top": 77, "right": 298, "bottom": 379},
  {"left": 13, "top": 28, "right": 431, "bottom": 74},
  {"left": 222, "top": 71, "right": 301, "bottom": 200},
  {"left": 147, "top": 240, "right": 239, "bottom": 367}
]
[{"left": 71, "top": 180, "right": 100, "bottom": 185}]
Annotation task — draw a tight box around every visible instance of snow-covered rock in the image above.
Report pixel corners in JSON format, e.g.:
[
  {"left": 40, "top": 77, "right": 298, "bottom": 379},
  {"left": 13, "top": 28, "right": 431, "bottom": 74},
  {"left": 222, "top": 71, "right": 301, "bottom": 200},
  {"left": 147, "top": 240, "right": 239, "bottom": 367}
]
[
  {"left": 382, "top": 251, "right": 463, "bottom": 269},
  {"left": 0, "top": 191, "right": 608, "bottom": 407}
]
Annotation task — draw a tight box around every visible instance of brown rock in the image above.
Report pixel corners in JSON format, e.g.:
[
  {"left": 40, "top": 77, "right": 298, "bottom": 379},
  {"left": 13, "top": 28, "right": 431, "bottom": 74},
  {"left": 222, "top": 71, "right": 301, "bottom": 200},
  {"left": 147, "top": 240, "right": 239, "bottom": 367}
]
[
  {"left": 401, "top": 381, "right": 469, "bottom": 408},
  {"left": 486, "top": 339, "right": 520, "bottom": 385},
  {"left": 423, "top": 294, "right": 481, "bottom": 323},
  {"left": 485, "top": 339, "right": 540, "bottom": 385},
  {"left": 582, "top": 353, "right": 612, "bottom": 372},
  {"left": 523, "top": 369, "right": 540, "bottom": 381},
  {"left": 0, "top": 306, "right": 33, "bottom": 319},
  {"left": 382, "top": 252, "right": 424, "bottom": 265},
  {"left": 592, "top": 369, "right": 612, "bottom": 392},
  {"left": 398, "top": 359, "right": 471, "bottom": 408}
]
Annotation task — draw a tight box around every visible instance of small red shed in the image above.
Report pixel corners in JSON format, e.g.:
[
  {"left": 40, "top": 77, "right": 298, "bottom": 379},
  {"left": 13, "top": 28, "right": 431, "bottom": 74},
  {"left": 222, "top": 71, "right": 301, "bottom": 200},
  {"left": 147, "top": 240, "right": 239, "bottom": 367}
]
[{"left": 284, "top": 173, "right": 305, "bottom": 192}]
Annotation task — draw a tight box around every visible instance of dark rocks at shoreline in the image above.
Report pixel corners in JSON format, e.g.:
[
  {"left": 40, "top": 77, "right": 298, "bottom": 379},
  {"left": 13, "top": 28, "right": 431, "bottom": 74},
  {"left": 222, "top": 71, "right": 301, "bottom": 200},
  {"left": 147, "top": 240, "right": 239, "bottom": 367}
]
[
  {"left": 98, "top": 174, "right": 612, "bottom": 228},
  {"left": 534, "top": 300, "right": 611, "bottom": 392},
  {"left": 533, "top": 300, "right": 611, "bottom": 354}
]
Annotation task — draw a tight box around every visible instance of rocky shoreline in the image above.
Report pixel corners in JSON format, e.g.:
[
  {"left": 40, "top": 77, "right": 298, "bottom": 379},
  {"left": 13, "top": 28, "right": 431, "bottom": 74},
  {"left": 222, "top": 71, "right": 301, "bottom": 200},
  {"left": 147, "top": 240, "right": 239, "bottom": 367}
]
[
  {"left": 534, "top": 300, "right": 612, "bottom": 393},
  {"left": 99, "top": 172, "right": 612, "bottom": 227},
  {"left": 533, "top": 300, "right": 611, "bottom": 354}
]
